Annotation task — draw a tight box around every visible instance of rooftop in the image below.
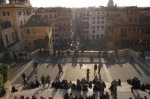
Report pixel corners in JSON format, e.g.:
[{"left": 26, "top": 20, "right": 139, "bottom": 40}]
[
  {"left": 0, "top": 3, "right": 32, "bottom": 8},
  {"left": 23, "top": 15, "right": 52, "bottom": 27}
]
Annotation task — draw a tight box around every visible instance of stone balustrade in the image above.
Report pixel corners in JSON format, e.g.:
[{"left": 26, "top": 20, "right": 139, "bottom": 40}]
[{"left": 40, "top": 49, "right": 130, "bottom": 58}]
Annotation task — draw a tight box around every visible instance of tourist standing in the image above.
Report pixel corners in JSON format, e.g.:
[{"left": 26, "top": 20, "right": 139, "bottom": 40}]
[
  {"left": 94, "top": 64, "right": 97, "bottom": 72},
  {"left": 40, "top": 75, "right": 46, "bottom": 87},
  {"left": 46, "top": 75, "right": 51, "bottom": 87}
]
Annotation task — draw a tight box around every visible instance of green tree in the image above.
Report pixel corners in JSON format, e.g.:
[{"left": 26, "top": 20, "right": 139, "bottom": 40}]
[
  {"left": 0, "top": 63, "right": 9, "bottom": 96},
  {"left": 0, "top": 63, "right": 9, "bottom": 83}
]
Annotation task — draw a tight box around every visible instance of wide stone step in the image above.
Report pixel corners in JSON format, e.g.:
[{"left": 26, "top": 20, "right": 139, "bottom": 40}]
[{"left": 11, "top": 82, "right": 150, "bottom": 99}]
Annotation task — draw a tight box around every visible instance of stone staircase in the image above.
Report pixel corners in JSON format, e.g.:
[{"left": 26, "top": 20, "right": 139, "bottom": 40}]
[{"left": 10, "top": 82, "right": 150, "bottom": 99}]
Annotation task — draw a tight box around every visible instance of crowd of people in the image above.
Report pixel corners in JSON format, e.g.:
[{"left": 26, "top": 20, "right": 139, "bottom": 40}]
[
  {"left": 51, "top": 78, "right": 106, "bottom": 92},
  {"left": 9, "top": 49, "right": 150, "bottom": 99},
  {"left": 127, "top": 77, "right": 150, "bottom": 92},
  {"left": 12, "top": 74, "right": 150, "bottom": 99},
  {"left": 14, "top": 95, "right": 53, "bottom": 99},
  {"left": 20, "top": 73, "right": 51, "bottom": 89},
  {"left": 64, "top": 92, "right": 109, "bottom": 99}
]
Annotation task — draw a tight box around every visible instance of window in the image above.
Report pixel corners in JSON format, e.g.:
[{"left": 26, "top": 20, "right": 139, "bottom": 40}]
[
  {"left": 143, "top": 40, "right": 149, "bottom": 45},
  {"left": 129, "top": 18, "right": 132, "bottom": 22},
  {"left": 92, "top": 26, "right": 95, "bottom": 29},
  {"left": 23, "top": 10, "right": 26, "bottom": 15},
  {"left": 97, "top": 17, "right": 100, "bottom": 19},
  {"left": 97, "top": 35, "right": 99, "bottom": 39},
  {"left": 145, "top": 28, "right": 150, "bottom": 34},
  {"left": 24, "top": 19, "right": 26, "bottom": 24},
  {"left": 3, "top": 12, "right": 5, "bottom": 16},
  {"left": 1, "top": 21, "right": 11, "bottom": 29},
  {"left": 92, "top": 35, "right": 95, "bottom": 39},
  {"left": 55, "top": 24, "right": 57, "bottom": 27},
  {"left": 20, "top": 20, "right": 23, "bottom": 26},
  {"left": 120, "top": 28, "right": 127, "bottom": 37},
  {"left": 86, "top": 31, "right": 89, "bottom": 34},
  {"left": 97, "top": 21, "right": 100, "bottom": 24},
  {"left": 15, "top": 31, "right": 18, "bottom": 40},
  {"left": 86, "top": 17, "right": 89, "bottom": 20},
  {"left": 97, "top": 26, "right": 100, "bottom": 28},
  {"left": 101, "top": 34, "right": 103, "bottom": 38},
  {"left": 86, "top": 12, "right": 89, "bottom": 15},
  {"left": 86, "top": 27, "right": 89, "bottom": 29},
  {"left": 32, "top": 28, "right": 35, "bottom": 34},
  {"left": 7, "top": 12, "right": 9, "bottom": 16},
  {"left": 128, "top": 28, "right": 131, "bottom": 32},
  {"left": 3, "top": 11, "right": 9, "bottom": 16},
  {"left": 101, "top": 17, "right": 104, "bottom": 19},
  {"left": 18, "top": 11, "right": 22, "bottom": 15},
  {"left": 101, "top": 21, "right": 104, "bottom": 24},
  {"left": 26, "top": 29, "right": 30, "bottom": 34},
  {"left": 138, "top": 28, "right": 143, "bottom": 34},
  {"left": 101, "top": 26, "right": 104, "bottom": 28},
  {"left": 28, "top": 40, "right": 32, "bottom": 45},
  {"left": 92, "top": 30, "right": 95, "bottom": 33},
  {"left": 134, "top": 18, "right": 137, "bottom": 22},
  {"left": 5, "top": 35, "right": 9, "bottom": 44},
  {"left": 12, "top": 32, "right": 15, "bottom": 41},
  {"left": 133, "top": 28, "right": 136, "bottom": 33},
  {"left": 92, "top": 21, "right": 95, "bottom": 24}
]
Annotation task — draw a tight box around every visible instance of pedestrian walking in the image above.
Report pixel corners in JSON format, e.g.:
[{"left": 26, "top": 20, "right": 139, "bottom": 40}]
[
  {"left": 23, "top": 77, "right": 28, "bottom": 86},
  {"left": 58, "top": 64, "right": 61, "bottom": 70},
  {"left": 98, "top": 63, "right": 102, "bottom": 73},
  {"left": 22, "top": 73, "right": 27, "bottom": 86},
  {"left": 33, "top": 61, "right": 38, "bottom": 71},
  {"left": 22, "top": 73, "right": 26, "bottom": 82},
  {"left": 40, "top": 75, "right": 46, "bottom": 87},
  {"left": 59, "top": 64, "right": 63, "bottom": 74},
  {"left": 46, "top": 75, "right": 51, "bottom": 87},
  {"left": 94, "top": 63, "right": 97, "bottom": 72},
  {"left": 87, "top": 69, "right": 90, "bottom": 82},
  {"left": 130, "top": 56, "right": 133, "bottom": 63}
]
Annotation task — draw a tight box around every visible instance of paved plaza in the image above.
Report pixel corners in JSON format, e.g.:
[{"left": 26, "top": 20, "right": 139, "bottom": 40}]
[{"left": 2, "top": 54, "right": 150, "bottom": 99}]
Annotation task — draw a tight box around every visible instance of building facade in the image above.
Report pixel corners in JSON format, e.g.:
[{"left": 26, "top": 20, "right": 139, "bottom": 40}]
[
  {"left": 75, "top": 7, "right": 106, "bottom": 49},
  {"left": 0, "top": 0, "right": 33, "bottom": 51},
  {"left": 36, "top": 7, "right": 73, "bottom": 50},
  {"left": 106, "top": 0, "right": 150, "bottom": 51},
  {"left": 23, "top": 15, "right": 53, "bottom": 51}
]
